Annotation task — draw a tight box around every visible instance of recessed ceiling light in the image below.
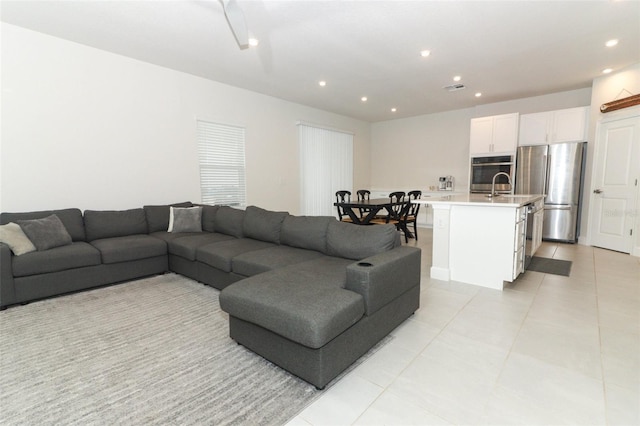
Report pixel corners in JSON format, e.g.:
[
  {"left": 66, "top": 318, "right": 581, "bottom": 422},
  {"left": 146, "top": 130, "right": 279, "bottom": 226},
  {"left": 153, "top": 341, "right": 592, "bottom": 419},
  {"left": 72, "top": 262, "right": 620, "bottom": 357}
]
[
  {"left": 475, "top": 92, "right": 482, "bottom": 97},
  {"left": 602, "top": 68, "right": 613, "bottom": 74},
  {"left": 391, "top": 108, "right": 397, "bottom": 112},
  {"left": 361, "top": 97, "right": 368, "bottom": 102},
  {"left": 318, "top": 80, "right": 327, "bottom": 87},
  {"left": 605, "top": 39, "right": 618, "bottom": 47},
  {"left": 420, "top": 50, "right": 431, "bottom": 57},
  {"left": 248, "top": 38, "right": 259, "bottom": 47},
  {"left": 453, "top": 76, "right": 462, "bottom": 82}
]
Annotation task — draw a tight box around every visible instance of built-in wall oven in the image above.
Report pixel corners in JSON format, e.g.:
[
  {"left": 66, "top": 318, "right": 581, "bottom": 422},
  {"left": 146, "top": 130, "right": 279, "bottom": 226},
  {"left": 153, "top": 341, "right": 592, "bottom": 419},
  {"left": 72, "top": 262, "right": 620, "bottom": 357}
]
[{"left": 470, "top": 155, "right": 515, "bottom": 194}]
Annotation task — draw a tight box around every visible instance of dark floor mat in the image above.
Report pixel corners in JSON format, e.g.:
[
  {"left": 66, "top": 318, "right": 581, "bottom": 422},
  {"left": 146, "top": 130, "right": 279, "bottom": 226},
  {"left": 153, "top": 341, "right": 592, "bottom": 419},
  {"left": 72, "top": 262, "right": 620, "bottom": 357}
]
[{"left": 528, "top": 256, "right": 572, "bottom": 276}]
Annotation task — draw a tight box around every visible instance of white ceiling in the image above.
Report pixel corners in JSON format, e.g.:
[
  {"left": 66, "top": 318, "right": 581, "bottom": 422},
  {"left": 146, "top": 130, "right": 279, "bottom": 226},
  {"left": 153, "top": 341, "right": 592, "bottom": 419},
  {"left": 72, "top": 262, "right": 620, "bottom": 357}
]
[{"left": 1, "top": 0, "right": 639, "bottom": 122}]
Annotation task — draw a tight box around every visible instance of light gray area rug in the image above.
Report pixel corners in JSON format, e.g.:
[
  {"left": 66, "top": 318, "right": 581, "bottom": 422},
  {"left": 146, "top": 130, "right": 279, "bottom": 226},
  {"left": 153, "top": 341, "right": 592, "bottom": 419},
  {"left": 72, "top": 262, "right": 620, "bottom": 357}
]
[{"left": 0, "top": 274, "right": 331, "bottom": 425}]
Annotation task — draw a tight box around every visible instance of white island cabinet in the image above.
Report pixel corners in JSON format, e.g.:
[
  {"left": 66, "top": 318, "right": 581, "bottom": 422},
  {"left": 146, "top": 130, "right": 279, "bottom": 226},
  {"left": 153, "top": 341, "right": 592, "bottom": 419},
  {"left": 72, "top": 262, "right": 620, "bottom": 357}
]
[{"left": 414, "top": 194, "right": 544, "bottom": 291}]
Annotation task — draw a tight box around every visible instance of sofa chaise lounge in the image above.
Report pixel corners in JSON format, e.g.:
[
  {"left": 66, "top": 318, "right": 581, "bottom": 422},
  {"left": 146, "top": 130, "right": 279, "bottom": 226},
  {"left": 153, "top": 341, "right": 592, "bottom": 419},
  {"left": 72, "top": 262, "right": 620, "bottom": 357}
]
[{"left": 0, "top": 203, "right": 421, "bottom": 389}]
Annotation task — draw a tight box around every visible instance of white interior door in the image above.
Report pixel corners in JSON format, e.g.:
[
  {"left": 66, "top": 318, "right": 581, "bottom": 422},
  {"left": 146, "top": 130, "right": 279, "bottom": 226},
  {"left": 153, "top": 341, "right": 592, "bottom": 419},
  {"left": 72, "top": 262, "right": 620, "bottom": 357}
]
[{"left": 590, "top": 114, "right": 640, "bottom": 253}]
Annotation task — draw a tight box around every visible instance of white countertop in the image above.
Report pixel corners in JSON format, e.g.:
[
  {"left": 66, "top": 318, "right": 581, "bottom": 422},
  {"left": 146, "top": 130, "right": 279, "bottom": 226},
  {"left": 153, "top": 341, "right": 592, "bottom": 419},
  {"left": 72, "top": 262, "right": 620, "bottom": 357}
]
[{"left": 414, "top": 193, "right": 544, "bottom": 208}]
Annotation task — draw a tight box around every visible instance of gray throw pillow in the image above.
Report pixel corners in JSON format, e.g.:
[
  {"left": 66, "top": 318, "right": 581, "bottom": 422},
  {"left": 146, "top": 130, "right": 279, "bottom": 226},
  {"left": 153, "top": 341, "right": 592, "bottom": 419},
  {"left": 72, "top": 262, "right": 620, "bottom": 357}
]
[
  {"left": 0, "top": 222, "right": 37, "bottom": 256},
  {"left": 16, "top": 214, "right": 73, "bottom": 251},
  {"left": 168, "top": 206, "right": 203, "bottom": 233}
]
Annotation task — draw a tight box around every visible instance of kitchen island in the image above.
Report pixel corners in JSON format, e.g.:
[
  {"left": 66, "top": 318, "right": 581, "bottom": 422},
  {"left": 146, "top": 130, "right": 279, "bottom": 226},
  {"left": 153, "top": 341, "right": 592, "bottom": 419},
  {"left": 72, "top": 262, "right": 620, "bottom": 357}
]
[{"left": 414, "top": 194, "right": 544, "bottom": 290}]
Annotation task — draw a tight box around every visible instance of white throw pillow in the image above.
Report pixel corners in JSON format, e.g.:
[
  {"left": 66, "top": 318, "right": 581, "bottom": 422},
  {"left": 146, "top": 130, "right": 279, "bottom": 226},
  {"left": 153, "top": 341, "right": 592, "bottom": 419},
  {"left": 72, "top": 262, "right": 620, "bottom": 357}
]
[{"left": 0, "top": 222, "right": 37, "bottom": 256}]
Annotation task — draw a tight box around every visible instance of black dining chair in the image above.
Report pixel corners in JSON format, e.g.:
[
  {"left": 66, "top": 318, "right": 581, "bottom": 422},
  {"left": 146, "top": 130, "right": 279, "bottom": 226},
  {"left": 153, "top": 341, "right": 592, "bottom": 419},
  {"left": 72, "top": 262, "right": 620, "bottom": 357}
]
[
  {"left": 370, "top": 191, "right": 405, "bottom": 226},
  {"left": 400, "top": 190, "right": 422, "bottom": 243},
  {"left": 356, "top": 189, "right": 371, "bottom": 218},
  {"left": 335, "top": 190, "right": 353, "bottom": 222},
  {"left": 356, "top": 190, "right": 370, "bottom": 201}
]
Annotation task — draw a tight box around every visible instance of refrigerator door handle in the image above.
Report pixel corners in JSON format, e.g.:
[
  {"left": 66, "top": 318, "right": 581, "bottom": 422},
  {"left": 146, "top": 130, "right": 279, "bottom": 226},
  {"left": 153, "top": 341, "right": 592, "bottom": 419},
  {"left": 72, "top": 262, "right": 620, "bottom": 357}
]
[
  {"left": 543, "top": 154, "right": 550, "bottom": 196},
  {"left": 544, "top": 205, "right": 572, "bottom": 211}
]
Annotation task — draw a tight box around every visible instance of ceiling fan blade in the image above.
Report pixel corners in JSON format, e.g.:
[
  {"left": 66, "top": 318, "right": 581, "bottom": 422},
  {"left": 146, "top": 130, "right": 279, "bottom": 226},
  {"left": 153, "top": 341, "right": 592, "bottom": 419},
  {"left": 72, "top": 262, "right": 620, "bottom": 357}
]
[{"left": 220, "top": 0, "right": 249, "bottom": 49}]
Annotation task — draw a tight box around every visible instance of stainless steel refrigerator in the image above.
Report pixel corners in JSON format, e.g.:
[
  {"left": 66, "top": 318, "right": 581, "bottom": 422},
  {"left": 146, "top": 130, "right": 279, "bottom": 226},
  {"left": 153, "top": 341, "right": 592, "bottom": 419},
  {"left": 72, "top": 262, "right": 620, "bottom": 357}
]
[{"left": 515, "top": 142, "right": 586, "bottom": 242}]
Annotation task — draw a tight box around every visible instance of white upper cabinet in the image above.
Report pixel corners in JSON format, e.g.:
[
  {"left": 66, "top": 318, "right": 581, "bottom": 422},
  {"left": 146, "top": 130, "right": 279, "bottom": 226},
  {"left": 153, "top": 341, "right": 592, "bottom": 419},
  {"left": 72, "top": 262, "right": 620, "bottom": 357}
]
[
  {"left": 470, "top": 113, "right": 519, "bottom": 156},
  {"left": 518, "top": 106, "right": 589, "bottom": 146}
]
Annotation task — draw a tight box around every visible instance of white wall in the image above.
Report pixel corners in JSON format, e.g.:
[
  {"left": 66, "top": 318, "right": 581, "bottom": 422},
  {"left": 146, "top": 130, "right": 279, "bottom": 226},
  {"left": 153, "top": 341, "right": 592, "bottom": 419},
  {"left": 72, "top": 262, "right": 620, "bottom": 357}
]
[
  {"left": 371, "top": 108, "right": 473, "bottom": 192},
  {"left": 583, "top": 63, "right": 640, "bottom": 252},
  {"left": 0, "top": 23, "right": 371, "bottom": 214}
]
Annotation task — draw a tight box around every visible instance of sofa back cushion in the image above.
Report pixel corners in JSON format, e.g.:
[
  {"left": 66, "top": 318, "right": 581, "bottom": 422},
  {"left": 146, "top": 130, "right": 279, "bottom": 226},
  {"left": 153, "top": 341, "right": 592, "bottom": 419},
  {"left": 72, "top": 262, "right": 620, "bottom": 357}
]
[
  {"left": 143, "top": 202, "right": 193, "bottom": 233},
  {"left": 280, "top": 215, "right": 333, "bottom": 253},
  {"left": 326, "top": 221, "right": 399, "bottom": 260},
  {"left": 243, "top": 206, "right": 288, "bottom": 244},
  {"left": 198, "top": 205, "right": 219, "bottom": 232},
  {"left": 0, "top": 208, "right": 86, "bottom": 241},
  {"left": 215, "top": 206, "right": 245, "bottom": 238},
  {"left": 84, "top": 208, "right": 148, "bottom": 241}
]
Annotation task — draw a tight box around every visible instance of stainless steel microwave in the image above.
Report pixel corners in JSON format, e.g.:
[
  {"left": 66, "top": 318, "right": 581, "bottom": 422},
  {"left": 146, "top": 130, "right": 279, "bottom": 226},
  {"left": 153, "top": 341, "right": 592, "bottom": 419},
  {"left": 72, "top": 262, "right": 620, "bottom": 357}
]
[{"left": 469, "top": 155, "right": 515, "bottom": 193}]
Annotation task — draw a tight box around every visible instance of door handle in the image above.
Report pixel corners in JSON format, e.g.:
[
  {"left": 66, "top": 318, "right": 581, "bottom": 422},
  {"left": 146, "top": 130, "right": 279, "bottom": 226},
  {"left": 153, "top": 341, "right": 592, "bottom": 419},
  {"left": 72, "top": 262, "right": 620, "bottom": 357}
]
[{"left": 593, "top": 189, "right": 603, "bottom": 194}]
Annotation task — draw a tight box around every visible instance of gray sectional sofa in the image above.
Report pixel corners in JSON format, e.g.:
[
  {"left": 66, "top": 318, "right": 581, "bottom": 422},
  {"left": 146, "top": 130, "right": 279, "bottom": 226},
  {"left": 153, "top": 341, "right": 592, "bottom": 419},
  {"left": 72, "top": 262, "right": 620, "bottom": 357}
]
[{"left": 0, "top": 203, "right": 421, "bottom": 389}]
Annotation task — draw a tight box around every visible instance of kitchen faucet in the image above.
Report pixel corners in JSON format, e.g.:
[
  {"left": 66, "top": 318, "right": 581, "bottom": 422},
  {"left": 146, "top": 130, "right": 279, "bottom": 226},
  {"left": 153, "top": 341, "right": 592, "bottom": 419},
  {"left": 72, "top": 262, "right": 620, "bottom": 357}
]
[{"left": 488, "top": 172, "right": 512, "bottom": 198}]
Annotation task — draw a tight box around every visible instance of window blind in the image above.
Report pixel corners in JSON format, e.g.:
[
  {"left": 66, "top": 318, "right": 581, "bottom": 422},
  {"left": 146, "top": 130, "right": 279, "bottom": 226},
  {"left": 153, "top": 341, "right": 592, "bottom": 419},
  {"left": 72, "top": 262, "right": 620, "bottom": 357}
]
[
  {"left": 197, "top": 120, "right": 246, "bottom": 207},
  {"left": 298, "top": 123, "right": 353, "bottom": 216}
]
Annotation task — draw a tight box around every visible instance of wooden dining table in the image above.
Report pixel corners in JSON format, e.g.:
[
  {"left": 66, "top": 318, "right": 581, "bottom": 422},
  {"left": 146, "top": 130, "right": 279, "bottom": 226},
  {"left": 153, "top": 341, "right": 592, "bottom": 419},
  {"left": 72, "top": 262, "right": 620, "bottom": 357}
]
[{"left": 333, "top": 197, "right": 408, "bottom": 226}]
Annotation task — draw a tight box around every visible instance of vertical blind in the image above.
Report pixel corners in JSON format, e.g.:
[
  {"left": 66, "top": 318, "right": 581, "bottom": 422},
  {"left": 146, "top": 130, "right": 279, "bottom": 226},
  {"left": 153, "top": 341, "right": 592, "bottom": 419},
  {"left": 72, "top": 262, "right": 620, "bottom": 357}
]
[
  {"left": 196, "top": 120, "right": 246, "bottom": 207},
  {"left": 298, "top": 123, "right": 353, "bottom": 216}
]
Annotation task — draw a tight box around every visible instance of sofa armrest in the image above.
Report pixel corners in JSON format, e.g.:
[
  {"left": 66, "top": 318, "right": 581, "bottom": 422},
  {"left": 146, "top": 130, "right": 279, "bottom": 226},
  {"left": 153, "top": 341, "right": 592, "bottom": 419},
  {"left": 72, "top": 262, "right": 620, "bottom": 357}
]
[
  {"left": 345, "top": 246, "right": 421, "bottom": 316},
  {"left": 0, "top": 243, "right": 16, "bottom": 308}
]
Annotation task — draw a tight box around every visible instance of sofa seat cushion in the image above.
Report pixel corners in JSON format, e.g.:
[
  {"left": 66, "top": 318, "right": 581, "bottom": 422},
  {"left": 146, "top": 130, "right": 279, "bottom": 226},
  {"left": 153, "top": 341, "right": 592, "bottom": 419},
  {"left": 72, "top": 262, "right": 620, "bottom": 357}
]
[
  {"left": 167, "top": 233, "right": 235, "bottom": 261},
  {"left": 219, "top": 264, "right": 365, "bottom": 348},
  {"left": 91, "top": 235, "right": 167, "bottom": 264},
  {"left": 195, "top": 238, "right": 276, "bottom": 273},
  {"left": 231, "top": 246, "right": 325, "bottom": 277},
  {"left": 12, "top": 242, "right": 101, "bottom": 277}
]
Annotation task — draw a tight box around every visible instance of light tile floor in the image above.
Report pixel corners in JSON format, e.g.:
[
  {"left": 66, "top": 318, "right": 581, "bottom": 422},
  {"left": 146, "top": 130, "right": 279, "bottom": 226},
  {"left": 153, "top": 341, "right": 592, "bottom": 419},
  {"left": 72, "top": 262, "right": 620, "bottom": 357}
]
[{"left": 287, "top": 228, "right": 640, "bottom": 425}]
